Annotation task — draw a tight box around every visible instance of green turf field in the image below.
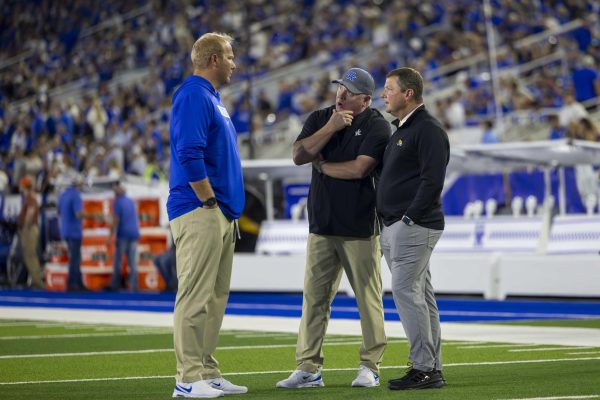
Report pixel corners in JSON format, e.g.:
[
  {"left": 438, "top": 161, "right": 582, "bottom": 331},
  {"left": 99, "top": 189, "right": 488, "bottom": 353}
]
[{"left": 1, "top": 320, "right": 599, "bottom": 399}]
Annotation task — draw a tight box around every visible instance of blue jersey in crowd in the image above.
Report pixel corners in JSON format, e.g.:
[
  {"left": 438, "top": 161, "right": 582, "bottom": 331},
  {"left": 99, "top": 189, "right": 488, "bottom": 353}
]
[
  {"left": 58, "top": 186, "right": 83, "bottom": 240},
  {"left": 113, "top": 194, "right": 140, "bottom": 240},
  {"left": 167, "top": 75, "right": 245, "bottom": 221}
]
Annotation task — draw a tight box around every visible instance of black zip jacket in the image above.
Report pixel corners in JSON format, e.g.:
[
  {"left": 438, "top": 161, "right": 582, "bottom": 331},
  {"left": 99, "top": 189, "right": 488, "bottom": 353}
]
[{"left": 376, "top": 105, "right": 450, "bottom": 229}]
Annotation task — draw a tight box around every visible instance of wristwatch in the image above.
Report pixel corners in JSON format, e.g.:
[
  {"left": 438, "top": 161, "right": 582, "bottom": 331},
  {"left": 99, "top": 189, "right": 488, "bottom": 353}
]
[
  {"left": 401, "top": 214, "right": 415, "bottom": 226},
  {"left": 203, "top": 197, "right": 217, "bottom": 207}
]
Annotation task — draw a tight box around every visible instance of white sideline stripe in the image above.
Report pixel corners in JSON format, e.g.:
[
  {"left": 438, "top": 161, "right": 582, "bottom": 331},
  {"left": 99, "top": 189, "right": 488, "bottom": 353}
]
[
  {"left": 1, "top": 357, "right": 599, "bottom": 386},
  {"left": 3, "top": 308, "right": 600, "bottom": 347},
  {"left": 439, "top": 357, "right": 600, "bottom": 366},
  {"left": 0, "top": 339, "right": 410, "bottom": 359},
  {"left": 325, "top": 336, "right": 406, "bottom": 343},
  {"left": 509, "top": 347, "right": 593, "bottom": 352},
  {"left": 0, "top": 349, "right": 173, "bottom": 359},
  {"left": 498, "top": 395, "right": 599, "bottom": 400},
  {"left": 0, "top": 330, "right": 172, "bottom": 340},
  {"left": 568, "top": 352, "right": 600, "bottom": 355},
  {"left": 0, "top": 322, "right": 63, "bottom": 327},
  {"left": 457, "top": 344, "right": 539, "bottom": 349}
]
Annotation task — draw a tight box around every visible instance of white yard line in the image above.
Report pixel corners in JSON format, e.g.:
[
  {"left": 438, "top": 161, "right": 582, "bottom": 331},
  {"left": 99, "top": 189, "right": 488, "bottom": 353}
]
[
  {"left": 457, "top": 344, "right": 539, "bottom": 349},
  {"left": 234, "top": 332, "right": 295, "bottom": 338},
  {"left": 0, "top": 321, "right": 130, "bottom": 330},
  {"left": 0, "top": 339, "right": 412, "bottom": 360},
  {"left": 444, "top": 341, "right": 488, "bottom": 346},
  {"left": 0, "top": 349, "right": 173, "bottom": 359},
  {"left": 324, "top": 337, "right": 406, "bottom": 343},
  {"left": 509, "top": 347, "right": 592, "bottom": 352},
  {"left": 567, "top": 351, "right": 600, "bottom": 355},
  {"left": 0, "top": 329, "right": 172, "bottom": 340},
  {"left": 1, "top": 357, "right": 599, "bottom": 386},
  {"left": 0, "top": 375, "right": 173, "bottom": 386},
  {"left": 497, "top": 395, "right": 599, "bottom": 400},
  {"left": 439, "top": 357, "right": 600, "bottom": 367}
]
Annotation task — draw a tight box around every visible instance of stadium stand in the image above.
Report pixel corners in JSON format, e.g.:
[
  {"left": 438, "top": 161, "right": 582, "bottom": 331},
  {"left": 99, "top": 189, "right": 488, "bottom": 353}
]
[{"left": 0, "top": 0, "right": 599, "bottom": 291}]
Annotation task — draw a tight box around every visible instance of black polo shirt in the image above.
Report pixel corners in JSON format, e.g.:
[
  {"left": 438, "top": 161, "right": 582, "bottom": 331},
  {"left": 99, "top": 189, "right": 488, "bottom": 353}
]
[
  {"left": 296, "top": 105, "right": 391, "bottom": 237},
  {"left": 376, "top": 106, "right": 450, "bottom": 230}
]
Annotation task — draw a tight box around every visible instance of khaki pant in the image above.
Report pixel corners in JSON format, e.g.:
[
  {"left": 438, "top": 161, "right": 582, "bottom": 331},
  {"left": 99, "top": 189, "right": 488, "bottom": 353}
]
[
  {"left": 19, "top": 225, "right": 42, "bottom": 288},
  {"left": 170, "top": 207, "right": 235, "bottom": 383},
  {"left": 296, "top": 233, "right": 387, "bottom": 374}
]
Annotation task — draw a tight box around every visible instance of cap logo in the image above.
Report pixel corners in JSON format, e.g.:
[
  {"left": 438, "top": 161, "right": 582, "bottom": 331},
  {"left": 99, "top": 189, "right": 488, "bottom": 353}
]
[{"left": 345, "top": 70, "right": 358, "bottom": 81}]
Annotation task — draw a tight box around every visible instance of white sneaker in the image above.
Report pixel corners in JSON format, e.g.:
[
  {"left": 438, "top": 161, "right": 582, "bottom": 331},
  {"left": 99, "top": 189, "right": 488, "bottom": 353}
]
[
  {"left": 276, "top": 369, "right": 324, "bottom": 388},
  {"left": 173, "top": 380, "right": 224, "bottom": 398},
  {"left": 205, "top": 377, "right": 248, "bottom": 394},
  {"left": 351, "top": 365, "right": 380, "bottom": 387}
]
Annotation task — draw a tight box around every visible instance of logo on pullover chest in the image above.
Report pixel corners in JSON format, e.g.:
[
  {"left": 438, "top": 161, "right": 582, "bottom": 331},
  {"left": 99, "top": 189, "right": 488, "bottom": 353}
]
[
  {"left": 217, "top": 105, "right": 231, "bottom": 118},
  {"left": 354, "top": 129, "right": 362, "bottom": 136}
]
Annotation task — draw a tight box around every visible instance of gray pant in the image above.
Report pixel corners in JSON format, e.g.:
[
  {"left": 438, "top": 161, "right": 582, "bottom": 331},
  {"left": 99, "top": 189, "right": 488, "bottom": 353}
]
[{"left": 380, "top": 221, "right": 443, "bottom": 372}]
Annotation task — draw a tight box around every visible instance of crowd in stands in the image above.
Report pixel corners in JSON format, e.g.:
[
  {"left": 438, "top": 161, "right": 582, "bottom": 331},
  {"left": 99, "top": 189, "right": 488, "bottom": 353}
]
[{"left": 1, "top": 0, "right": 600, "bottom": 197}]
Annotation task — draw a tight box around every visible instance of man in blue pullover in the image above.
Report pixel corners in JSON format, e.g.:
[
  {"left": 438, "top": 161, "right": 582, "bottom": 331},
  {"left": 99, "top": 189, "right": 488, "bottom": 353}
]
[
  {"left": 108, "top": 181, "right": 140, "bottom": 292},
  {"left": 58, "top": 175, "right": 88, "bottom": 292},
  {"left": 168, "top": 32, "right": 246, "bottom": 399}
]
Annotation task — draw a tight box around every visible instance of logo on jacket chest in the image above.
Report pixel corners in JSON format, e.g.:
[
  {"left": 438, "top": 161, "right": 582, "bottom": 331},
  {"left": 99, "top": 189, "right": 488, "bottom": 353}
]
[{"left": 396, "top": 138, "right": 403, "bottom": 146}]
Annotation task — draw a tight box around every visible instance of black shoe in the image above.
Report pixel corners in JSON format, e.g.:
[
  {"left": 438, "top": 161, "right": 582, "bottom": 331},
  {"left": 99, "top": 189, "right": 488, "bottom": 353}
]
[
  {"left": 435, "top": 370, "right": 447, "bottom": 385},
  {"left": 388, "top": 368, "right": 445, "bottom": 390}
]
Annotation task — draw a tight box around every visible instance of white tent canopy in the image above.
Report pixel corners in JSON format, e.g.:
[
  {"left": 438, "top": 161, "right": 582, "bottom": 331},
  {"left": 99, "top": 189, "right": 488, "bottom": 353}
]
[
  {"left": 451, "top": 139, "right": 600, "bottom": 173},
  {"left": 242, "top": 139, "right": 600, "bottom": 220}
]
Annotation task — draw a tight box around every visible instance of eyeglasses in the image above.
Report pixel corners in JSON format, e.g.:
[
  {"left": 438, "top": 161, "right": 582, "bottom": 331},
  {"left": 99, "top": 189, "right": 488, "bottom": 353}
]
[{"left": 337, "top": 85, "right": 360, "bottom": 97}]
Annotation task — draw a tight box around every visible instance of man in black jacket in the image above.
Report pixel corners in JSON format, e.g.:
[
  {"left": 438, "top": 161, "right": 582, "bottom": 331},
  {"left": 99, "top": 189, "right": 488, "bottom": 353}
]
[
  {"left": 276, "top": 68, "right": 390, "bottom": 389},
  {"left": 378, "top": 67, "right": 450, "bottom": 390}
]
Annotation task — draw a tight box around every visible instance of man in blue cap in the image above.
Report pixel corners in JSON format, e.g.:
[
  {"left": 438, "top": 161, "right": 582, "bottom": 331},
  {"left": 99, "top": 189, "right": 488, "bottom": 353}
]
[{"left": 276, "top": 68, "right": 391, "bottom": 389}]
